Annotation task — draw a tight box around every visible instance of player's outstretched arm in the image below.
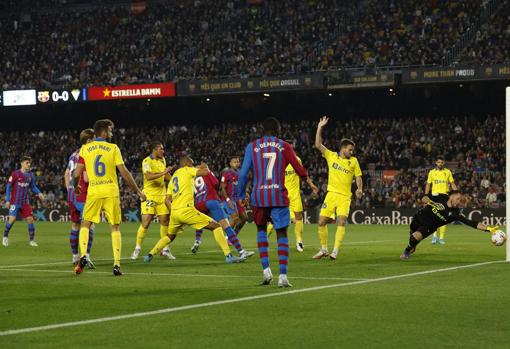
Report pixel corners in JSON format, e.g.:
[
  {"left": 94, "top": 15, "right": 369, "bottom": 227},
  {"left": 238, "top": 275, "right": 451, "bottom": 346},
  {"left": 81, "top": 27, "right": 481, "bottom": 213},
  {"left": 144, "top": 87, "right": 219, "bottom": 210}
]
[
  {"left": 117, "top": 164, "right": 146, "bottom": 201},
  {"left": 456, "top": 215, "right": 496, "bottom": 233},
  {"left": 315, "top": 116, "right": 329, "bottom": 154}
]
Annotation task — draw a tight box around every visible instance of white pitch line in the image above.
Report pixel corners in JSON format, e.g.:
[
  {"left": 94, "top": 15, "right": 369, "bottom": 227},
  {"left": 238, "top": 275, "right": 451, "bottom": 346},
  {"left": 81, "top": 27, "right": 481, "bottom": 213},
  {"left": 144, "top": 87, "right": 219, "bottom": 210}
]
[
  {"left": 0, "top": 268, "right": 369, "bottom": 281},
  {"left": 0, "top": 260, "right": 503, "bottom": 337}
]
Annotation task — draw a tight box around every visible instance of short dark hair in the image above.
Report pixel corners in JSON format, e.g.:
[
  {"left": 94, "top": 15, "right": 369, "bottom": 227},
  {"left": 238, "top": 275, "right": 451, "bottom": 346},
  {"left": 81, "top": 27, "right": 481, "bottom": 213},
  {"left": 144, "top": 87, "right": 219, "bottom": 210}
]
[
  {"left": 79, "top": 128, "right": 94, "bottom": 145},
  {"left": 262, "top": 117, "right": 281, "bottom": 135},
  {"left": 340, "top": 138, "right": 355, "bottom": 148},
  {"left": 436, "top": 155, "right": 445, "bottom": 161},
  {"left": 230, "top": 155, "right": 240, "bottom": 161},
  {"left": 93, "top": 119, "right": 114, "bottom": 136},
  {"left": 150, "top": 141, "right": 163, "bottom": 152},
  {"left": 20, "top": 155, "right": 32, "bottom": 162}
]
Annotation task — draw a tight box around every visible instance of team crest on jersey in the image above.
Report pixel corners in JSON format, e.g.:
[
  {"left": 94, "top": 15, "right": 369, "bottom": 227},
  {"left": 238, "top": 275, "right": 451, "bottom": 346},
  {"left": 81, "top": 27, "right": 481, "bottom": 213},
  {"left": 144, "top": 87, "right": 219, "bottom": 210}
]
[
  {"left": 322, "top": 203, "right": 327, "bottom": 208},
  {"left": 37, "top": 91, "right": 50, "bottom": 103}
]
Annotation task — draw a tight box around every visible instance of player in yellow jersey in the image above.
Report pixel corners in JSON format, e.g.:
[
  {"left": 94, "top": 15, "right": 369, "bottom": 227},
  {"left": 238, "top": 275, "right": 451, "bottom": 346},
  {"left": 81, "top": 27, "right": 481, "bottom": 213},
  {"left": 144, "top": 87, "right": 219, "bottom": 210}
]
[
  {"left": 425, "top": 155, "right": 457, "bottom": 245},
  {"left": 144, "top": 156, "right": 244, "bottom": 264},
  {"left": 313, "top": 116, "right": 362, "bottom": 260},
  {"left": 73, "top": 119, "right": 146, "bottom": 276},
  {"left": 131, "top": 141, "right": 176, "bottom": 260},
  {"left": 267, "top": 143, "right": 319, "bottom": 252}
]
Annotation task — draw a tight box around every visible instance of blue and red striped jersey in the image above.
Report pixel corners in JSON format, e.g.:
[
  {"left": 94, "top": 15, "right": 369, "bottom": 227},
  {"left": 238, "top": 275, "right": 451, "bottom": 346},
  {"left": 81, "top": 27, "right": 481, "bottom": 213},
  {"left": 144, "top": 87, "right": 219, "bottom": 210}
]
[
  {"left": 237, "top": 136, "right": 307, "bottom": 207},
  {"left": 194, "top": 172, "right": 220, "bottom": 212},
  {"left": 5, "top": 170, "right": 41, "bottom": 206},
  {"left": 221, "top": 168, "right": 238, "bottom": 201},
  {"left": 67, "top": 149, "right": 80, "bottom": 202}
]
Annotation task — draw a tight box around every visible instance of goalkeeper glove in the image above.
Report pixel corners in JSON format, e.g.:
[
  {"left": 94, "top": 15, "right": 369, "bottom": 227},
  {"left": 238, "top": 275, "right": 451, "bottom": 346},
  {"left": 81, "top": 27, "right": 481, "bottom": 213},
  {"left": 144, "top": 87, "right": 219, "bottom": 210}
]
[{"left": 486, "top": 226, "right": 500, "bottom": 234}]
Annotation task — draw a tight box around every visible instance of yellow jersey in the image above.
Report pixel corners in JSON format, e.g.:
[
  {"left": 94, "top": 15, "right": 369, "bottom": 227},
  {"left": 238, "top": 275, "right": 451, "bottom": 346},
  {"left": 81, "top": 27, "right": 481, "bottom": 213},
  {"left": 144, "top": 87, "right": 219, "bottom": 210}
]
[
  {"left": 142, "top": 155, "right": 166, "bottom": 198},
  {"left": 323, "top": 148, "right": 362, "bottom": 196},
  {"left": 427, "top": 168, "right": 454, "bottom": 195},
  {"left": 78, "top": 138, "right": 124, "bottom": 199},
  {"left": 167, "top": 166, "right": 198, "bottom": 210},
  {"left": 285, "top": 156, "right": 301, "bottom": 197}
]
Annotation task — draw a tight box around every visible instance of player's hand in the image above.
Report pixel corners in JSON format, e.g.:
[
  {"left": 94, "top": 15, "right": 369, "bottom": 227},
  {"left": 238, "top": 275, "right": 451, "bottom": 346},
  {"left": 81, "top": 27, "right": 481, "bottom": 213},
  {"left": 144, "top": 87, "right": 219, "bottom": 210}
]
[
  {"left": 227, "top": 199, "right": 235, "bottom": 210},
  {"left": 5, "top": 201, "right": 10, "bottom": 209},
  {"left": 164, "top": 166, "right": 172, "bottom": 174},
  {"left": 487, "top": 226, "right": 500, "bottom": 234},
  {"left": 318, "top": 116, "right": 329, "bottom": 128},
  {"left": 355, "top": 189, "right": 363, "bottom": 199},
  {"left": 74, "top": 185, "right": 81, "bottom": 196},
  {"left": 138, "top": 191, "right": 147, "bottom": 202}
]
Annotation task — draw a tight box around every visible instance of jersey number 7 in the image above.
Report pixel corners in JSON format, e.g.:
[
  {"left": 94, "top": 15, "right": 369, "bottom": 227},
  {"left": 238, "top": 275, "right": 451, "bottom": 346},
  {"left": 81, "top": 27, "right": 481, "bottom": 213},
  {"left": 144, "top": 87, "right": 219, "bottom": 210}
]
[{"left": 263, "top": 152, "right": 276, "bottom": 180}]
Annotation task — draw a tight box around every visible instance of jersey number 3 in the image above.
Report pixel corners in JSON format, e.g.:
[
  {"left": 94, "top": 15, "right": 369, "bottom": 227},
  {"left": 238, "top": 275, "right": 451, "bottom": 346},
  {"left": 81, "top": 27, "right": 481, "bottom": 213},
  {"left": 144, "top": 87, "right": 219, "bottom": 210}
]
[{"left": 263, "top": 152, "right": 276, "bottom": 180}]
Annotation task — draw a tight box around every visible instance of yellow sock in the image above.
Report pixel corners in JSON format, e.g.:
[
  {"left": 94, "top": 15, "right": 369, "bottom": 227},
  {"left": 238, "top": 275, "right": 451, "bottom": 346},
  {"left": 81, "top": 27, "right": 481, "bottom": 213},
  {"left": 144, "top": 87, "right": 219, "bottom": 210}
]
[
  {"left": 111, "top": 231, "right": 122, "bottom": 266},
  {"left": 267, "top": 223, "right": 274, "bottom": 235},
  {"left": 149, "top": 236, "right": 171, "bottom": 255},
  {"left": 295, "top": 220, "right": 304, "bottom": 243},
  {"left": 213, "top": 227, "right": 231, "bottom": 256},
  {"left": 79, "top": 227, "right": 90, "bottom": 258},
  {"left": 433, "top": 231, "right": 438, "bottom": 238},
  {"left": 439, "top": 226, "right": 446, "bottom": 239},
  {"left": 135, "top": 225, "right": 147, "bottom": 248},
  {"left": 333, "top": 225, "right": 346, "bottom": 250},
  {"left": 318, "top": 225, "right": 328, "bottom": 249},
  {"left": 160, "top": 225, "right": 167, "bottom": 239}
]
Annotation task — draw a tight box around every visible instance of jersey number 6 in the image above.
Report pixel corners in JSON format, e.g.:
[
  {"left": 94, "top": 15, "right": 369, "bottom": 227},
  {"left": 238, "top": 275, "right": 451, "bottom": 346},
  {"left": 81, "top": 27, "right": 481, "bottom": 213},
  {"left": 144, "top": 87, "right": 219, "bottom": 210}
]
[{"left": 94, "top": 155, "right": 106, "bottom": 177}]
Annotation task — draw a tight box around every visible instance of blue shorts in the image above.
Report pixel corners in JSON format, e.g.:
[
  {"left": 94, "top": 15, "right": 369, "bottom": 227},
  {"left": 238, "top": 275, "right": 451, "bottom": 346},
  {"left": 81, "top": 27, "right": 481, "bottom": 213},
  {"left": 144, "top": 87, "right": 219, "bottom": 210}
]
[
  {"left": 206, "top": 200, "right": 228, "bottom": 222},
  {"left": 222, "top": 200, "right": 238, "bottom": 216},
  {"left": 74, "top": 200, "right": 85, "bottom": 214},
  {"left": 253, "top": 206, "right": 290, "bottom": 230}
]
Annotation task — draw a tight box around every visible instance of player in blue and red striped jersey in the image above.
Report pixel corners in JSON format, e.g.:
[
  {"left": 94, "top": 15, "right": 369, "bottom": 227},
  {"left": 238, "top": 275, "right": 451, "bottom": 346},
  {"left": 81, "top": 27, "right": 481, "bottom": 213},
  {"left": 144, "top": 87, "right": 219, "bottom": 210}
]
[
  {"left": 64, "top": 129, "right": 95, "bottom": 267},
  {"left": 192, "top": 170, "right": 254, "bottom": 262},
  {"left": 238, "top": 117, "right": 316, "bottom": 287},
  {"left": 3, "top": 156, "right": 45, "bottom": 247},
  {"left": 220, "top": 156, "right": 247, "bottom": 236}
]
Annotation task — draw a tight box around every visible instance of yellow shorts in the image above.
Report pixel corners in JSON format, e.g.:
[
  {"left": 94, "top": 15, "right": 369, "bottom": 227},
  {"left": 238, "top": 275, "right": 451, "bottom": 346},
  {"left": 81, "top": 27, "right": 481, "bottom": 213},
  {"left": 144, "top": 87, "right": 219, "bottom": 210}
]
[
  {"left": 289, "top": 192, "right": 303, "bottom": 213},
  {"left": 83, "top": 196, "right": 122, "bottom": 225},
  {"left": 167, "top": 207, "right": 212, "bottom": 235},
  {"left": 319, "top": 192, "right": 351, "bottom": 219},
  {"left": 141, "top": 197, "right": 169, "bottom": 217}
]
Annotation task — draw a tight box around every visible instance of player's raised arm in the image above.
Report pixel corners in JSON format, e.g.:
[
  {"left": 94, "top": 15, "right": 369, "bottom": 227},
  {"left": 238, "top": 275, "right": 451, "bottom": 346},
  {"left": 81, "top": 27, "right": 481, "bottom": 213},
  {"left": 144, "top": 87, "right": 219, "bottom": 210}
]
[
  {"left": 237, "top": 143, "right": 254, "bottom": 200},
  {"left": 314, "top": 116, "right": 329, "bottom": 154}
]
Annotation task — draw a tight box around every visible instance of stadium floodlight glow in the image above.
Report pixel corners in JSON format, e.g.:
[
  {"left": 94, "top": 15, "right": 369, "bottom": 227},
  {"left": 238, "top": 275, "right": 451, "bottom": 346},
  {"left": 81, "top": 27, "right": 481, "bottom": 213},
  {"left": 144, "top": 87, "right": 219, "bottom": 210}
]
[
  {"left": 328, "top": 93, "right": 333, "bottom": 97},
  {"left": 506, "top": 87, "right": 510, "bottom": 262},
  {"left": 263, "top": 93, "right": 270, "bottom": 97}
]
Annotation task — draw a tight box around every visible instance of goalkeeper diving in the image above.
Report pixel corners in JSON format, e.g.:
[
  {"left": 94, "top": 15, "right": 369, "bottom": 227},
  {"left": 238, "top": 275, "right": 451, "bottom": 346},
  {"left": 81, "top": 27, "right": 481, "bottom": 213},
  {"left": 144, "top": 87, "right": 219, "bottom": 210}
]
[{"left": 400, "top": 190, "right": 499, "bottom": 259}]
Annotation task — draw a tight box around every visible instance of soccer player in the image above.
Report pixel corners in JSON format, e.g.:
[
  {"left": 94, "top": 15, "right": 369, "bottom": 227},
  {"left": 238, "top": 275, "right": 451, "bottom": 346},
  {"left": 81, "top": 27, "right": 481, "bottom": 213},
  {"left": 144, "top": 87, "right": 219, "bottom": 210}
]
[
  {"left": 64, "top": 128, "right": 95, "bottom": 267},
  {"left": 192, "top": 170, "right": 254, "bottom": 260},
  {"left": 267, "top": 145, "right": 319, "bottom": 252},
  {"left": 73, "top": 119, "right": 146, "bottom": 276},
  {"left": 3, "top": 156, "right": 45, "bottom": 247},
  {"left": 425, "top": 155, "right": 457, "bottom": 245},
  {"left": 131, "top": 141, "right": 176, "bottom": 260},
  {"left": 144, "top": 156, "right": 243, "bottom": 264},
  {"left": 400, "top": 191, "right": 499, "bottom": 259},
  {"left": 313, "top": 116, "right": 363, "bottom": 260},
  {"left": 221, "top": 156, "right": 247, "bottom": 235},
  {"left": 237, "top": 117, "right": 315, "bottom": 287}
]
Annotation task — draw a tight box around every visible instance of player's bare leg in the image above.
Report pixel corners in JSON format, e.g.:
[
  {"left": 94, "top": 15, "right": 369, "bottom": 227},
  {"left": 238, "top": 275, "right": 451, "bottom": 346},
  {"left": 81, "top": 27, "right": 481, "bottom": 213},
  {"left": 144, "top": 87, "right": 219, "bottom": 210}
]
[
  {"left": 132, "top": 214, "right": 153, "bottom": 259},
  {"left": 330, "top": 216, "right": 347, "bottom": 260},
  {"left": 25, "top": 216, "right": 37, "bottom": 247},
  {"left": 313, "top": 216, "right": 333, "bottom": 259},
  {"left": 3, "top": 215, "right": 17, "bottom": 247},
  {"left": 400, "top": 231, "right": 424, "bottom": 260},
  {"left": 294, "top": 211, "right": 305, "bottom": 252},
  {"left": 234, "top": 211, "right": 248, "bottom": 235},
  {"left": 158, "top": 214, "right": 175, "bottom": 260}
]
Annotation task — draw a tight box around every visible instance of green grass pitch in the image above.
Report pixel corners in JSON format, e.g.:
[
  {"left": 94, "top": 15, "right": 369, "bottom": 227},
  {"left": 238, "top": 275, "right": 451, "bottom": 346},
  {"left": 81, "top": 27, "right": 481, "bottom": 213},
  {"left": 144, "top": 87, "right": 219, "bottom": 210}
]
[{"left": 0, "top": 222, "right": 509, "bottom": 348}]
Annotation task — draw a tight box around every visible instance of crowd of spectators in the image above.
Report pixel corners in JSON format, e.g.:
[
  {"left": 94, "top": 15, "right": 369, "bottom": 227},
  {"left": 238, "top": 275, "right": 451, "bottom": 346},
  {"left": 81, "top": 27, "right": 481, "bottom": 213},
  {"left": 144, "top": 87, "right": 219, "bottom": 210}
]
[
  {"left": 458, "top": 0, "right": 510, "bottom": 65},
  {"left": 0, "top": 114, "right": 505, "bottom": 213},
  {"left": 0, "top": 0, "right": 507, "bottom": 89}
]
